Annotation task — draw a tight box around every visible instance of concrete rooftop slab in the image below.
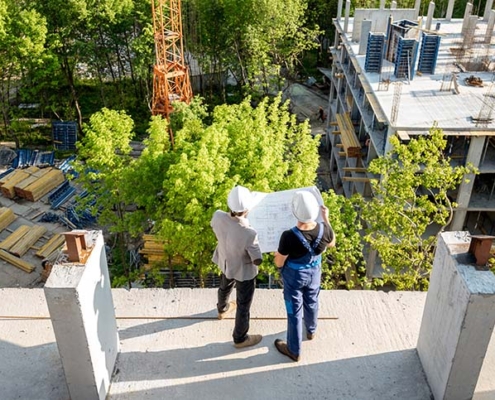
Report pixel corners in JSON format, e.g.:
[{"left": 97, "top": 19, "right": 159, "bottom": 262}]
[{"left": 1, "top": 288, "right": 494, "bottom": 400}]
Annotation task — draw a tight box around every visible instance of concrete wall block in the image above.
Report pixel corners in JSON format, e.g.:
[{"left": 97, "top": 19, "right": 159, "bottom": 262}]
[
  {"left": 417, "top": 232, "right": 495, "bottom": 400},
  {"left": 45, "top": 231, "right": 119, "bottom": 400}
]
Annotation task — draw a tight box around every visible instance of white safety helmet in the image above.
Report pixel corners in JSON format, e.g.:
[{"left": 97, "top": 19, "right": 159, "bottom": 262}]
[
  {"left": 227, "top": 185, "right": 253, "bottom": 213},
  {"left": 291, "top": 191, "right": 319, "bottom": 223}
]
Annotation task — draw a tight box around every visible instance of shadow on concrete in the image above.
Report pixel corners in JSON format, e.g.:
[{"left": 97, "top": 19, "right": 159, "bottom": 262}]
[
  {"left": 475, "top": 391, "right": 495, "bottom": 400},
  {"left": 111, "top": 346, "right": 433, "bottom": 400},
  {"left": 117, "top": 309, "right": 216, "bottom": 340},
  {"left": 0, "top": 338, "right": 69, "bottom": 400}
]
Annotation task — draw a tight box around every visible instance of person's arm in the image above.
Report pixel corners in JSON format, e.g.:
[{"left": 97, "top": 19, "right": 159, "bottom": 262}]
[
  {"left": 274, "top": 251, "right": 288, "bottom": 268},
  {"left": 247, "top": 231, "right": 263, "bottom": 266},
  {"left": 321, "top": 205, "right": 336, "bottom": 248}
]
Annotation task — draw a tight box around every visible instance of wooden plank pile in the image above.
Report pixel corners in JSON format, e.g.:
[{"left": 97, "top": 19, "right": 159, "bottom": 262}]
[
  {"left": 139, "top": 234, "right": 186, "bottom": 270},
  {"left": 0, "top": 166, "right": 39, "bottom": 198},
  {"left": 0, "top": 166, "right": 65, "bottom": 201},
  {"left": 14, "top": 168, "right": 53, "bottom": 198},
  {"left": 35, "top": 233, "right": 65, "bottom": 259},
  {"left": 0, "top": 224, "right": 47, "bottom": 272},
  {"left": 335, "top": 113, "right": 362, "bottom": 158},
  {"left": 0, "top": 207, "right": 16, "bottom": 232}
]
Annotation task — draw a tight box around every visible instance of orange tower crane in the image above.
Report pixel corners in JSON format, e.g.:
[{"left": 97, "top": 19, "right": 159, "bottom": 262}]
[{"left": 151, "top": 0, "right": 193, "bottom": 140}]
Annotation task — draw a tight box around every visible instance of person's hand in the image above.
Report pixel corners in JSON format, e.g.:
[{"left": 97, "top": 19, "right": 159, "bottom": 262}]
[{"left": 321, "top": 205, "right": 329, "bottom": 220}]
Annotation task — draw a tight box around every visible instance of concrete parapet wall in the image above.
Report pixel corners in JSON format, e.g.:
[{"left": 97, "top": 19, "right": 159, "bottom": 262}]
[
  {"left": 44, "top": 231, "right": 119, "bottom": 400},
  {"left": 417, "top": 231, "right": 495, "bottom": 400}
]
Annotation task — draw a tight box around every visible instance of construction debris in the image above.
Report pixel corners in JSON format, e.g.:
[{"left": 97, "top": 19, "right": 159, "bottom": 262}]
[{"left": 465, "top": 75, "right": 483, "bottom": 87}]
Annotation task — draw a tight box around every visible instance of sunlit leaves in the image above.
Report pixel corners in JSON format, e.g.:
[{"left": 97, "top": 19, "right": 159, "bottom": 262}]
[{"left": 363, "top": 127, "right": 477, "bottom": 290}]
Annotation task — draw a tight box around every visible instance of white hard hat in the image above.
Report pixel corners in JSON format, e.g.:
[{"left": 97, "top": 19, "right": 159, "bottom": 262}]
[
  {"left": 227, "top": 186, "right": 253, "bottom": 213},
  {"left": 292, "top": 191, "right": 319, "bottom": 223}
]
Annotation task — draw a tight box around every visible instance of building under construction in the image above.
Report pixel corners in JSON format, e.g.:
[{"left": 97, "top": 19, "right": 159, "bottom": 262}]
[{"left": 322, "top": 0, "right": 495, "bottom": 234}]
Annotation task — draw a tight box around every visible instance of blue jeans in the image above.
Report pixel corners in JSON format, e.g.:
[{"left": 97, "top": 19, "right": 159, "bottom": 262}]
[
  {"left": 281, "top": 265, "right": 321, "bottom": 356},
  {"left": 217, "top": 273, "right": 255, "bottom": 344}
]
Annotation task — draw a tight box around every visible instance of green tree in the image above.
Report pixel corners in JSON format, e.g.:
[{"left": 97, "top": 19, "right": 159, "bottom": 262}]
[
  {"left": 185, "top": 0, "right": 321, "bottom": 97},
  {"left": 321, "top": 190, "right": 365, "bottom": 290},
  {"left": 0, "top": 0, "right": 47, "bottom": 142},
  {"left": 361, "top": 127, "right": 477, "bottom": 290},
  {"left": 120, "top": 94, "right": 320, "bottom": 286},
  {"left": 74, "top": 107, "right": 137, "bottom": 286}
]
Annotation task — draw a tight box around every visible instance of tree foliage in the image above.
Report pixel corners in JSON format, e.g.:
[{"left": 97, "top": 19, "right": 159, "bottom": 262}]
[
  {"left": 361, "top": 127, "right": 477, "bottom": 290},
  {"left": 185, "top": 0, "right": 321, "bottom": 96}
]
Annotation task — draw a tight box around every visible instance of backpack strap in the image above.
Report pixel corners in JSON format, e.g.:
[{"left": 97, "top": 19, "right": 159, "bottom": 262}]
[{"left": 290, "top": 223, "right": 324, "bottom": 255}]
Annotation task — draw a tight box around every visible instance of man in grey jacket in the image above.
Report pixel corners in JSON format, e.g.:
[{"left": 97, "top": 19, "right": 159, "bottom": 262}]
[{"left": 211, "top": 185, "right": 263, "bottom": 348}]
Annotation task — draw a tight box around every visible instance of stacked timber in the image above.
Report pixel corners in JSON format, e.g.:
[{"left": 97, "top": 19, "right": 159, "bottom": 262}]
[
  {"left": 140, "top": 235, "right": 165, "bottom": 270},
  {"left": 0, "top": 249, "right": 35, "bottom": 273},
  {"left": 139, "top": 234, "right": 186, "bottom": 270},
  {"left": 35, "top": 233, "right": 65, "bottom": 259},
  {"left": 14, "top": 168, "right": 53, "bottom": 198},
  {"left": 9, "top": 225, "right": 47, "bottom": 257},
  {"left": 336, "top": 113, "right": 361, "bottom": 158},
  {"left": 0, "top": 166, "right": 39, "bottom": 198},
  {"left": 22, "top": 168, "right": 65, "bottom": 201},
  {"left": 0, "top": 207, "right": 16, "bottom": 232},
  {"left": 0, "top": 225, "right": 30, "bottom": 250}
]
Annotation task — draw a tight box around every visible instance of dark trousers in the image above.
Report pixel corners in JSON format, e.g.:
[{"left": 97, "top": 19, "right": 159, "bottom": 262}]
[{"left": 217, "top": 273, "right": 255, "bottom": 344}]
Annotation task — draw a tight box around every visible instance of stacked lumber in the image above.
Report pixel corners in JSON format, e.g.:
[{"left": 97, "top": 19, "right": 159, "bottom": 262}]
[
  {"left": 0, "top": 207, "right": 16, "bottom": 232},
  {"left": 0, "top": 225, "right": 30, "bottom": 250},
  {"left": 35, "top": 233, "right": 65, "bottom": 259},
  {"left": 9, "top": 225, "right": 47, "bottom": 257},
  {"left": 139, "top": 234, "right": 186, "bottom": 270},
  {"left": 0, "top": 249, "right": 35, "bottom": 273},
  {"left": 336, "top": 113, "right": 361, "bottom": 158},
  {"left": 14, "top": 168, "right": 52, "bottom": 198},
  {"left": 0, "top": 166, "right": 39, "bottom": 198},
  {"left": 22, "top": 168, "right": 65, "bottom": 201}
]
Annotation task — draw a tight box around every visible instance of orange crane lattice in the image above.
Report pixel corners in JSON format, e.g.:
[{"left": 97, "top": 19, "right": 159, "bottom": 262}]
[{"left": 151, "top": 0, "right": 192, "bottom": 124}]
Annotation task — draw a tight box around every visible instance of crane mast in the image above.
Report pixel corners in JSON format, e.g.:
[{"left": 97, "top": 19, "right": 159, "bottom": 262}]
[{"left": 151, "top": 0, "right": 192, "bottom": 126}]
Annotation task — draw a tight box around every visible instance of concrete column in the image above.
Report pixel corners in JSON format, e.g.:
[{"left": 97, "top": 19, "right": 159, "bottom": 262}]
[
  {"left": 451, "top": 136, "right": 485, "bottom": 231},
  {"left": 391, "top": 1, "right": 397, "bottom": 9},
  {"left": 414, "top": 0, "right": 422, "bottom": 18},
  {"left": 446, "top": 0, "right": 455, "bottom": 20},
  {"left": 344, "top": 0, "right": 351, "bottom": 33},
  {"left": 380, "top": 0, "right": 386, "bottom": 10},
  {"left": 425, "top": 2, "right": 436, "bottom": 30},
  {"left": 337, "top": 0, "right": 344, "bottom": 21},
  {"left": 485, "top": 9, "right": 495, "bottom": 43},
  {"left": 484, "top": 0, "right": 494, "bottom": 20},
  {"left": 462, "top": 3, "right": 473, "bottom": 32},
  {"left": 417, "top": 232, "right": 495, "bottom": 400},
  {"left": 44, "top": 231, "right": 119, "bottom": 400},
  {"left": 359, "top": 20, "right": 373, "bottom": 55}
]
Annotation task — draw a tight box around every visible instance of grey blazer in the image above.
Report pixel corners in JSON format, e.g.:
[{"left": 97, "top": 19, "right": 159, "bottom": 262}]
[{"left": 211, "top": 210, "right": 262, "bottom": 281}]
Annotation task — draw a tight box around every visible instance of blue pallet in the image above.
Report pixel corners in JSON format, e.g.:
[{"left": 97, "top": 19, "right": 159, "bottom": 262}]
[{"left": 52, "top": 121, "right": 78, "bottom": 150}]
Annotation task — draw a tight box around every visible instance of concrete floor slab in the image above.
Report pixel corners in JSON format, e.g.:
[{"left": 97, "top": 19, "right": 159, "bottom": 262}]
[{"left": 1, "top": 288, "right": 494, "bottom": 400}]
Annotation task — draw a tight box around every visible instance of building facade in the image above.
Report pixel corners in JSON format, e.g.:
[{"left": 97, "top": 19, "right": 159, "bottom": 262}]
[{"left": 323, "top": 0, "right": 495, "bottom": 233}]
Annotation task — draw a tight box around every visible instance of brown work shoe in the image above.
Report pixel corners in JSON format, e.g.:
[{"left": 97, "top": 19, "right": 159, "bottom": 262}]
[
  {"left": 218, "top": 301, "right": 236, "bottom": 320},
  {"left": 234, "top": 334, "right": 262, "bottom": 349},
  {"left": 274, "top": 339, "right": 300, "bottom": 362},
  {"left": 307, "top": 332, "right": 316, "bottom": 340}
]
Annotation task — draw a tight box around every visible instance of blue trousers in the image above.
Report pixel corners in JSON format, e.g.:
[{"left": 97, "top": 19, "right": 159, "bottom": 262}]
[
  {"left": 281, "top": 265, "right": 321, "bottom": 356},
  {"left": 217, "top": 273, "right": 255, "bottom": 344}
]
